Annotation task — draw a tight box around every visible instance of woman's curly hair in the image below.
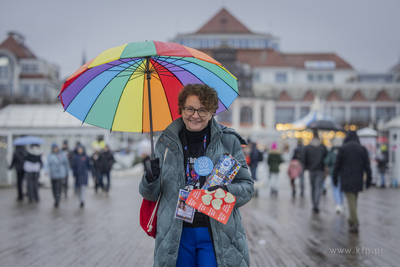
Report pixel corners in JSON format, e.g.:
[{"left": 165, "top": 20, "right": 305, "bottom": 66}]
[{"left": 177, "top": 84, "right": 219, "bottom": 115}]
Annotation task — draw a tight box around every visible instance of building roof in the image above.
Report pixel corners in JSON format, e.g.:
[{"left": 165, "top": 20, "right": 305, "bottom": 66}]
[
  {"left": 281, "top": 53, "right": 353, "bottom": 69},
  {"left": 375, "top": 90, "right": 393, "bottom": 101},
  {"left": 196, "top": 8, "right": 252, "bottom": 34},
  {"left": 351, "top": 90, "right": 367, "bottom": 101},
  {"left": 389, "top": 58, "right": 400, "bottom": 73},
  {"left": 0, "top": 104, "right": 98, "bottom": 129},
  {"left": 201, "top": 48, "right": 353, "bottom": 69},
  {"left": 0, "top": 32, "right": 36, "bottom": 59},
  {"left": 326, "top": 90, "right": 342, "bottom": 101}
]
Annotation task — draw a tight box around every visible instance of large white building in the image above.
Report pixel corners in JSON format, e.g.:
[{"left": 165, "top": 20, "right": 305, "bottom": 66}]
[
  {"left": 173, "top": 8, "right": 400, "bottom": 144},
  {"left": 0, "top": 32, "right": 61, "bottom": 106}
]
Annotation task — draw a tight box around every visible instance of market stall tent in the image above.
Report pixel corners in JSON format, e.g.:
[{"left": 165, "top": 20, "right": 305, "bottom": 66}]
[
  {"left": 0, "top": 104, "right": 110, "bottom": 185},
  {"left": 384, "top": 116, "right": 400, "bottom": 187}
]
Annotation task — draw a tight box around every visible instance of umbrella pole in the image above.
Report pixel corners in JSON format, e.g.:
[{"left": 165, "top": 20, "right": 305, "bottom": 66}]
[{"left": 145, "top": 57, "right": 155, "bottom": 159}]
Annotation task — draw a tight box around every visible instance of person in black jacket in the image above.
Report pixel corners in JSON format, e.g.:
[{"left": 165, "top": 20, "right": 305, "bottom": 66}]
[
  {"left": 333, "top": 131, "right": 371, "bottom": 234},
  {"left": 98, "top": 145, "right": 115, "bottom": 194},
  {"left": 23, "top": 145, "right": 43, "bottom": 203},
  {"left": 302, "top": 132, "right": 327, "bottom": 213},
  {"left": 9, "top": 145, "right": 27, "bottom": 201}
]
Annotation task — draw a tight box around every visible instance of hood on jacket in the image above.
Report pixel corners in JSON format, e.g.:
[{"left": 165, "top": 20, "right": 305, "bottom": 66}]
[
  {"left": 310, "top": 137, "right": 321, "bottom": 147},
  {"left": 219, "top": 123, "right": 247, "bottom": 145},
  {"left": 343, "top": 131, "right": 360, "bottom": 144},
  {"left": 27, "top": 145, "right": 43, "bottom": 156}
]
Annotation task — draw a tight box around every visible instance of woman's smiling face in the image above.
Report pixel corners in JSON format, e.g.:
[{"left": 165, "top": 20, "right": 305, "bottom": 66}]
[{"left": 182, "top": 95, "right": 212, "bottom": 132}]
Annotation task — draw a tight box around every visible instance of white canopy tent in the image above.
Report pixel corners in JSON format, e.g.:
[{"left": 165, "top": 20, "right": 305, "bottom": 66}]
[
  {"left": 383, "top": 116, "right": 400, "bottom": 187},
  {"left": 0, "top": 104, "right": 110, "bottom": 185},
  {"left": 357, "top": 127, "right": 378, "bottom": 137},
  {"left": 290, "top": 96, "right": 336, "bottom": 130}
]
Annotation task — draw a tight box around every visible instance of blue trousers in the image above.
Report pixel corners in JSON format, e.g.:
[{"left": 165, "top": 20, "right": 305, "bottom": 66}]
[
  {"left": 176, "top": 227, "right": 218, "bottom": 267},
  {"left": 330, "top": 175, "right": 344, "bottom": 205}
]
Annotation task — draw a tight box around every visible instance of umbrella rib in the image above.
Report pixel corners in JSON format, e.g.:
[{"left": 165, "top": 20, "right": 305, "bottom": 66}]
[{"left": 153, "top": 56, "right": 193, "bottom": 71}]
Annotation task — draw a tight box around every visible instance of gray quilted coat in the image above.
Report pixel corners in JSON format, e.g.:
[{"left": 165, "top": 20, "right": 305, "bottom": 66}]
[{"left": 139, "top": 117, "right": 254, "bottom": 267}]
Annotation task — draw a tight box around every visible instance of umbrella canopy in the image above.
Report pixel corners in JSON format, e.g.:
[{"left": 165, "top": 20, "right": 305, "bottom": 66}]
[
  {"left": 13, "top": 136, "right": 45, "bottom": 146},
  {"left": 357, "top": 127, "right": 378, "bottom": 137},
  {"left": 60, "top": 41, "right": 238, "bottom": 132},
  {"left": 59, "top": 41, "right": 239, "bottom": 158},
  {"left": 307, "top": 120, "right": 343, "bottom": 131},
  {"left": 290, "top": 110, "right": 333, "bottom": 130}
]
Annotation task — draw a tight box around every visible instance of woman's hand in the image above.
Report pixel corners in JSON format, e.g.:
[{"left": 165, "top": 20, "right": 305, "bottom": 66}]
[{"left": 145, "top": 158, "right": 160, "bottom": 182}]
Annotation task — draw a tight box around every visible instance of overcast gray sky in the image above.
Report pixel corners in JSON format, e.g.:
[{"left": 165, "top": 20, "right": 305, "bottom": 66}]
[{"left": 1, "top": 0, "right": 399, "bottom": 79}]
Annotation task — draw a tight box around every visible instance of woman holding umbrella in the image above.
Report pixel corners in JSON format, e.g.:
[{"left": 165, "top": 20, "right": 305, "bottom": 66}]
[{"left": 139, "top": 84, "right": 254, "bottom": 267}]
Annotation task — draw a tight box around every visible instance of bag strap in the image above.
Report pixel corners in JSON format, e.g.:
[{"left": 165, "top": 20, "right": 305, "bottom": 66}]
[{"left": 147, "top": 148, "right": 168, "bottom": 233}]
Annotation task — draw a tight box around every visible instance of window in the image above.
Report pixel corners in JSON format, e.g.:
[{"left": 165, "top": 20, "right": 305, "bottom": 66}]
[
  {"left": 300, "top": 107, "right": 309, "bottom": 118},
  {"left": 328, "top": 107, "right": 345, "bottom": 123},
  {"left": 240, "top": 106, "right": 253, "bottom": 124},
  {"left": 20, "top": 84, "right": 30, "bottom": 96},
  {"left": 217, "top": 109, "right": 232, "bottom": 124},
  {"left": 350, "top": 107, "right": 370, "bottom": 126},
  {"left": 22, "top": 63, "right": 39, "bottom": 74},
  {"left": 0, "top": 56, "right": 10, "bottom": 79},
  {"left": 275, "top": 107, "right": 295, "bottom": 124},
  {"left": 304, "top": 61, "right": 336, "bottom": 69},
  {"left": 275, "top": 72, "right": 287, "bottom": 83},
  {"left": 376, "top": 107, "right": 396, "bottom": 122},
  {"left": 307, "top": 73, "right": 334, "bottom": 83},
  {"left": 253, "top": 72, "right": 260, "bottom": 83},
  {"left": 33, "top": 84, "right": 44, "bottom": 98},
  {"left": 261, "top": 106, "right": 265, "bottom": 126},
  {"left": 0, "top": 84, "right": 8, "bottom": 95}
]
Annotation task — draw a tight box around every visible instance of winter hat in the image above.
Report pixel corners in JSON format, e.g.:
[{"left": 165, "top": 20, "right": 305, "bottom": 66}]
[
  {"left": 271, "top": 142, "right": 277, "bottom": 150},
  {"left": 52, "top": 143, "right": 58, "bottom": 149}
]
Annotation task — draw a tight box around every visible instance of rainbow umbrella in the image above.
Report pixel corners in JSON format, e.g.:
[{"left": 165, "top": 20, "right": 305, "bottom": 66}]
[{"left": 59, "top": 40, "right": 238, "bottom": 158}]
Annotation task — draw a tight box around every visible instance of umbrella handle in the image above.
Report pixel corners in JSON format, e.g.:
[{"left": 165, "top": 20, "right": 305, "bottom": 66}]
[{"left": 145, "top": 57, "right": 155, "bottom": 159}]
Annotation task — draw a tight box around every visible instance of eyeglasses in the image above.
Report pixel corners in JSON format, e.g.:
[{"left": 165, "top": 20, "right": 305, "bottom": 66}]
[{"left": 183, "top": 107, "right": 209, "bottom": 117}]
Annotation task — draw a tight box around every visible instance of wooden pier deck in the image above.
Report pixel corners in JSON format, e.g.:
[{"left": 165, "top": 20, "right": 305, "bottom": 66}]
[{"left": 1, "top": 163, "right": 399, "bottom": 267}]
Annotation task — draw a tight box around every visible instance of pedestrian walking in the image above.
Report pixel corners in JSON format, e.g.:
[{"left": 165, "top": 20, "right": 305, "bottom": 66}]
[
  {"left": 287, "top": 158, "right": 302, "bottom": 197},
  {"left": 302, "top": 132, "right": 327, "bottom": 213},
  {"left": 24, "top": 144, "right": 43, "bottom": 203},
  {"left": 98, "top": 145, "right": 115, "bottom": 194},
  {"left": 72, "top": 141, "right": 82, "bottom": 193},
  {"left": 292, "top": 139, "right": 305, "bottom": 196},
  {"left": 139, "top": 84, "right": 254, "bottom": 267},
  {"left": 47, "top": 143, "right": 69, "bottom": 207},
  {"left": 9, "top": 145, "right": 27, "bottom": 201},
  {"left": 376, "top": 144, "right": 388, "bottom": 188},
  {"left": 248, "top": 141, "right": 263, "bottom": 181},
  {"left": 72, "top": 145, "right": 91, "bottom": 208},
  {"left": 90, "top": 149, "right": 102, "bottom": 193},
  {"left": 61, "top": 140, "right": 73, "bottom": 197},
  {"left": 333, "top": 131, "right": 372, "bottom": 234},
  {"left": 324, "top": 139, "right": 344, "bottom": 213},
  {"left": 267, "top": 142, "right": 283, "bottom": 196},
  {"left": 248, "top": 141, "right": 263, "bottom": 196}
]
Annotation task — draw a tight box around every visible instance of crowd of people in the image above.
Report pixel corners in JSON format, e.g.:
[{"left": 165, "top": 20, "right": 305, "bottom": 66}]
[
  {"left": 243, "top": 129, "right": 380, "bottom": 234},
  {"left": 8, "top": 82, "right": 386, "bottom": 266},
  {"left": 9, "top": 140, "right": 115, "bottom": 208}
]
